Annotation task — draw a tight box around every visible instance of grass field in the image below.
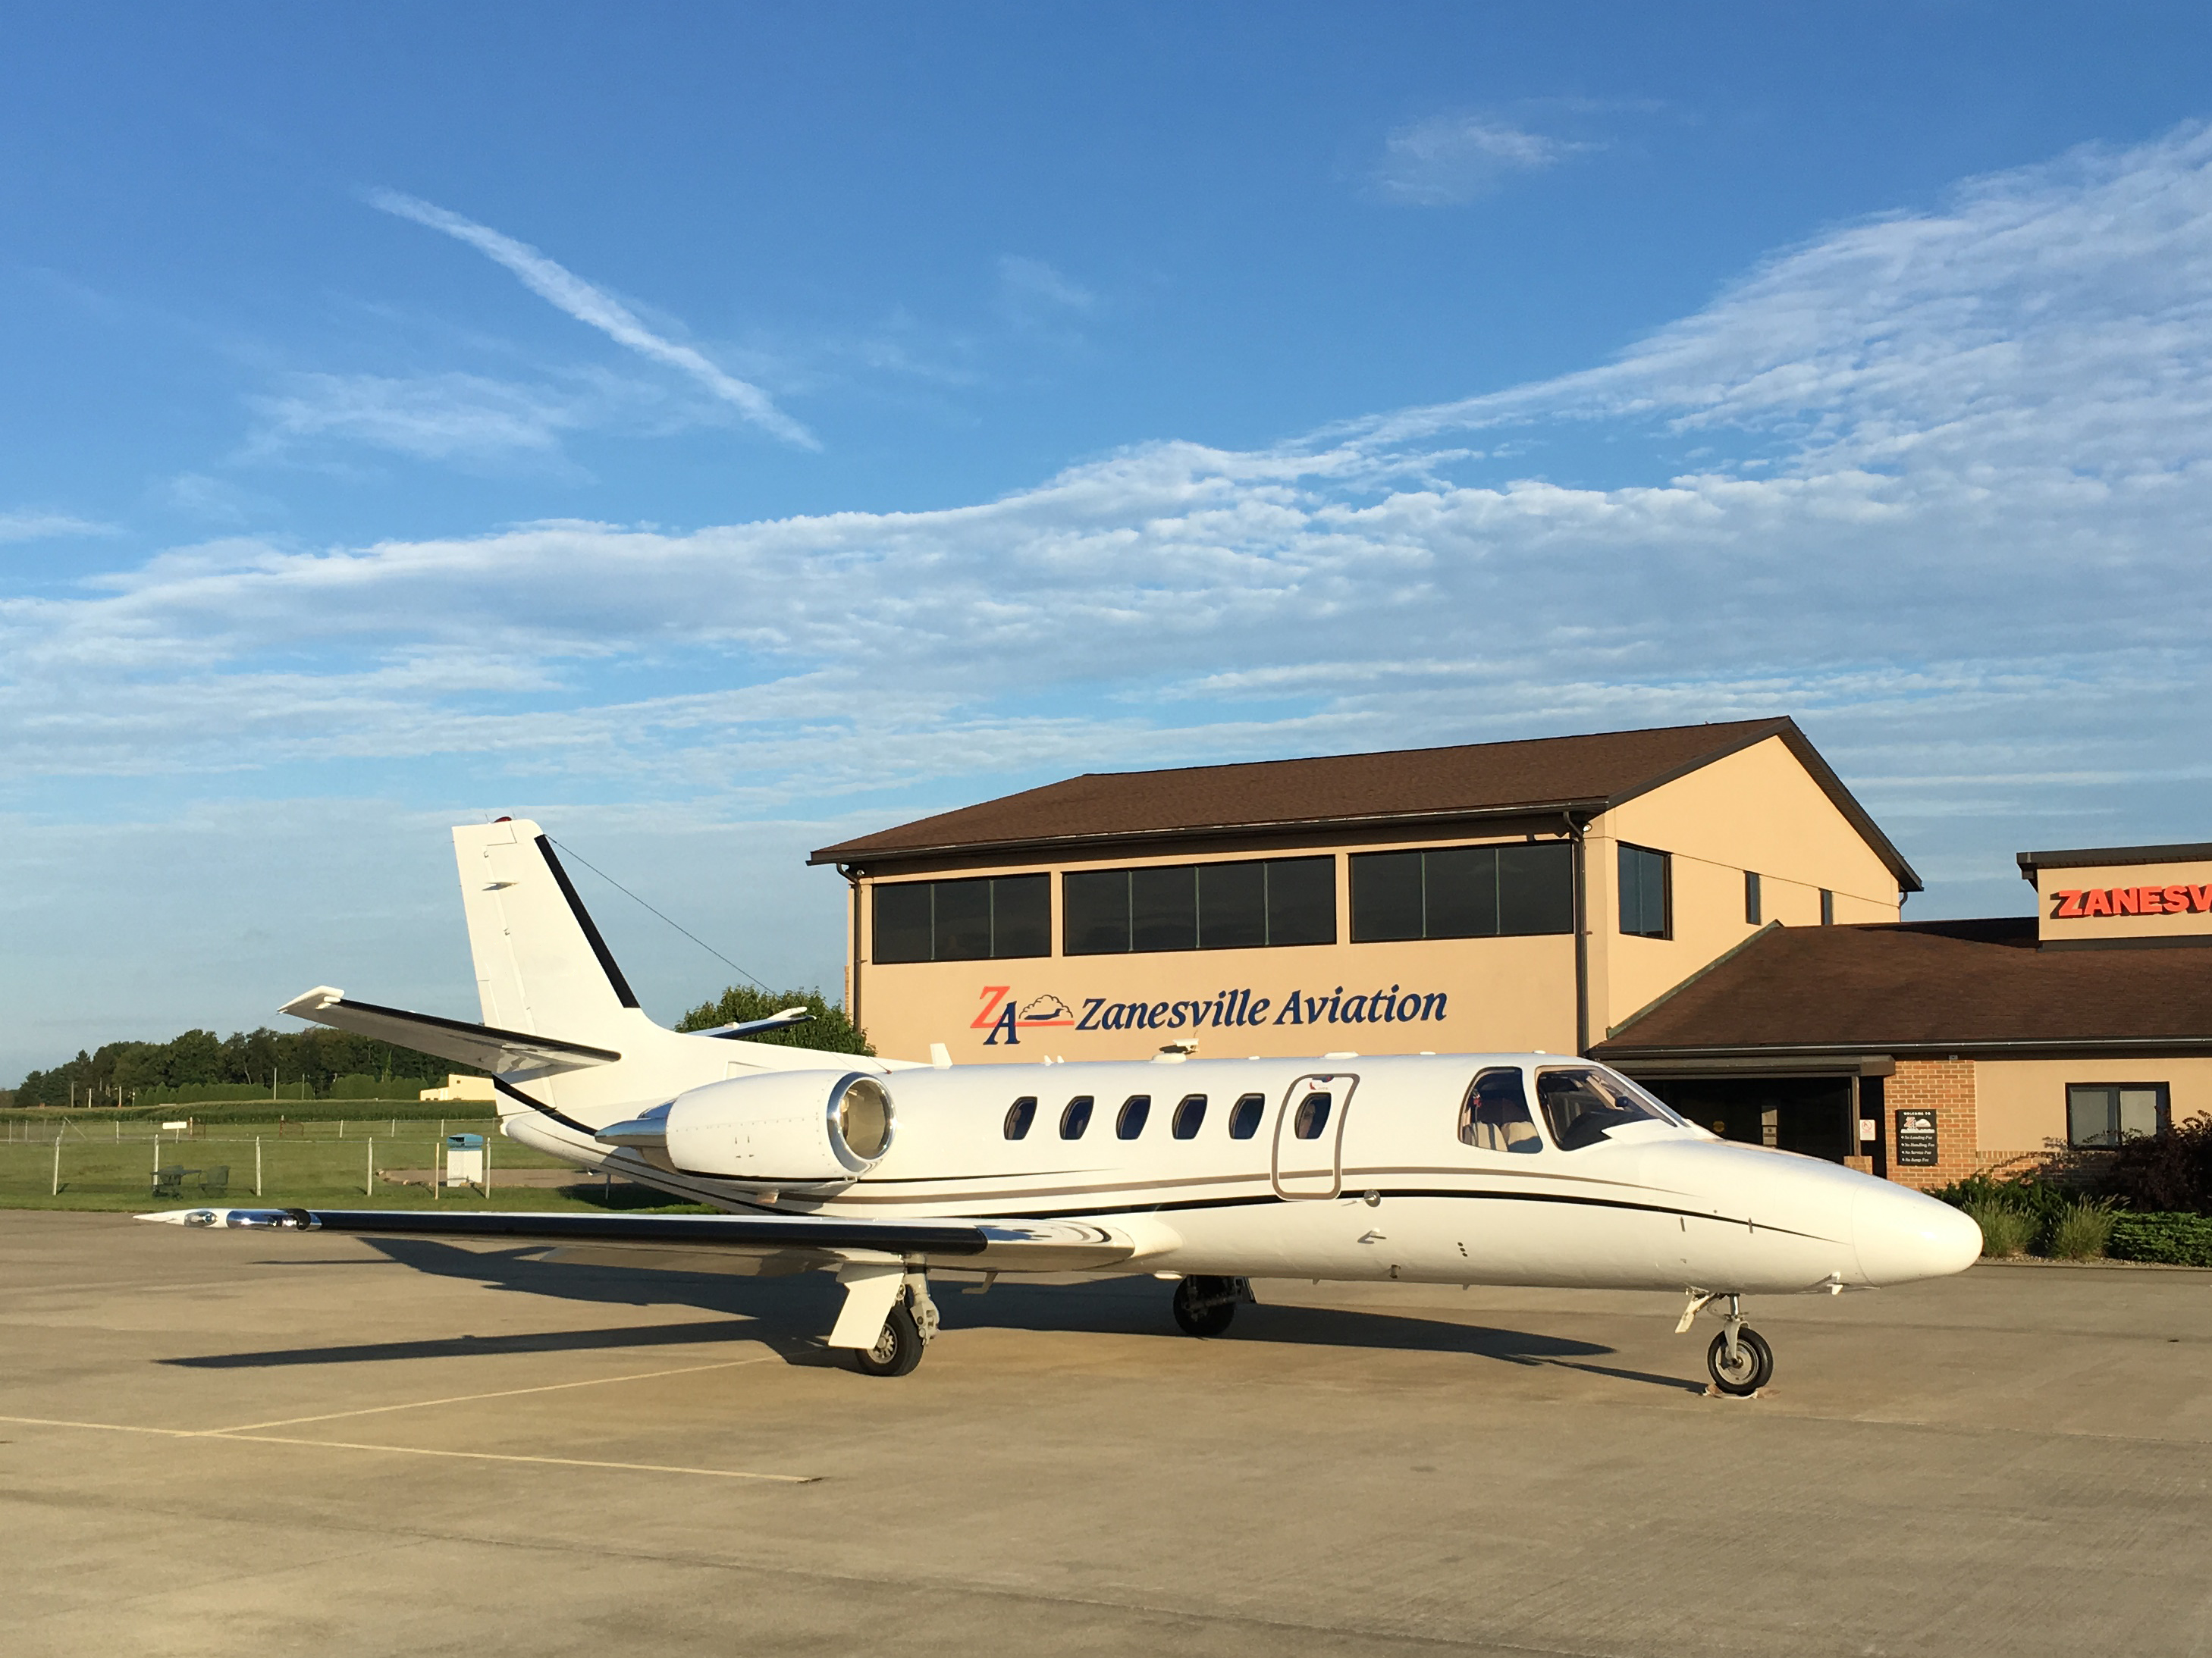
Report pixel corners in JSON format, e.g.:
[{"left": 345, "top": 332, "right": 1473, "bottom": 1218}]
[{"left": 0, "top": 1116, "right": 709, "bottom": 1213}]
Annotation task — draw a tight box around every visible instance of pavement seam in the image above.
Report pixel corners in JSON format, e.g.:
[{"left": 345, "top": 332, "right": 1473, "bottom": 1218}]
[{"left": 202, "top": 1352, "right": 781, "bottom": 1432}]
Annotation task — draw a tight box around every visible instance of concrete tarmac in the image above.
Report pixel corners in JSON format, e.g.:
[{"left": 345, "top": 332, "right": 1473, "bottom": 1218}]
[{"left": 4, "top": 1211, "right": 2209, "bottom": 1657}]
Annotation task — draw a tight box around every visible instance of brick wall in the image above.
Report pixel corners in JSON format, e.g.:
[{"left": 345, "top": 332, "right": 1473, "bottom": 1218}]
[{"left": 1886, "top": 1058, "right": 1978, "bottom": 1189}]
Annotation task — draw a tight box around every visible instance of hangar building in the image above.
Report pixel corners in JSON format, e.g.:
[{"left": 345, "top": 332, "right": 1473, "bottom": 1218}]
[{"left": 811, "top": 717, "right": 2212, "bottom": 1189}]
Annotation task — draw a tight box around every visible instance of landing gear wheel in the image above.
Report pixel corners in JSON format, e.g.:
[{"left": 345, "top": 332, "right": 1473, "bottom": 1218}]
[
  {"left": 1172, "top": 1275, "right": 1241, "bottom": 1337},
  {"left": 1705, "top": 1324, "right": 1773, "bottom": 1395},
  {"left": 851, "top": 1297, "right": 924, "bottom": 1377}
]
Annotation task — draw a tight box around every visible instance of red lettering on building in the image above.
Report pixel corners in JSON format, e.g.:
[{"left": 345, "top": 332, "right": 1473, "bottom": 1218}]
[
  {"left": 970, "top": 985, "right": 1012, "bottom": 1029},
  {"left": 2050, "top": 889, "right": 2085, "bottom": 918},
  {"left": 2082, "top": 889, "right": 2113, "bottom": 917},
  {"left": 2052, "top": 883, "right": 2212, "bottom": 921}
]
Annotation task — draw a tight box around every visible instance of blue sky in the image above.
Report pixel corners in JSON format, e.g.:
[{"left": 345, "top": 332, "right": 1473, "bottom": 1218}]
[{"left": 6, "top": 4, "right": 2212, "bottom": 1078}]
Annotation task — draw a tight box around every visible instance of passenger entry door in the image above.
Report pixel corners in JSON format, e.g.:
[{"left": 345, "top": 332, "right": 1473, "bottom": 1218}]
[{"left": 1272, "top": 1073, "right": 1357, "bottom": 1199}]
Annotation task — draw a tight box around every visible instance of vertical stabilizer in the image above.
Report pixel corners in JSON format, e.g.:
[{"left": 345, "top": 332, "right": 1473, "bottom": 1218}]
[{"left": 453, "top": 820, "right": 640, "bottom": 1041}]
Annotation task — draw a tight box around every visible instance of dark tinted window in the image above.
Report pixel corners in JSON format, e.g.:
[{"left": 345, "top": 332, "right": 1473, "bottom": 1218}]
[
  {"left": 1132, "top": 865, "right": 1197, "bottom": 951},
  {"left": 872, "top": 882, "right": 934, "bottom": 964},
  {"left": 1172, "top": 1095, "right": 1206, "bottom": 1139},
  {"left": 993, "top": 877, "right": 1051, "bottom": 958},
  {"left": 1458, "top": 1067, "right": 1541, "bottom": 1154},
  {"left": 1228, "top": 1092, "right": 1265, "bottom": 1139},
  {"left": 1064, "top": 858, "right": 1337, "bottom": 954},
  {"left": 1429, "top": 845, "right": 1502, "bottom": 937},
  {"left": 1350, "top": 850, "right": 1423, "bottom": 942},
  {"left": 1116, "top": 1095, "right": 1150, "bottom": 1139},
  {"left": 1198, "top": 860, "right": 1265, "bottom": 949},
  {"left": 1498, "top": 844, "right": 1574, "bottom": 936},
  {"left": 1060, "top": 1095, "right": 1093, "bottom": 1139},
  {"left": 1617, "top": 845, "right": 1669, "bottom": 939},
  {"left": 872, "top": 875, "right": 1052, "bottom": 963},
  {"left": 1293, "top": 1091, "right": 1332, "bottom": 1139},
  {"left": 1003, "top": 1097, "right": 1037, "bottom": 1139},
  {"left": 934, "top": 878, "right": 992, "bottom": 959},
  {"left": 1266, "top": 857, "right": 1337, "bottom": 945},
  {"left": 1062, "top": 869, "right": 1130, "bottom": 954},
  {"left": 1744, "top": 870, "right": 1762, "bottom": 926},
  {"left": 1351, "top": 842, "right": 1568, "bottom": 940}
]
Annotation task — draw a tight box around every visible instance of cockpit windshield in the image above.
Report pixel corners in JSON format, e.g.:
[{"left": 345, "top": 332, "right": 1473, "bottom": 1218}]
[{"left": 1534, "top": 1066, "right": 1683, "bottom": 1150}]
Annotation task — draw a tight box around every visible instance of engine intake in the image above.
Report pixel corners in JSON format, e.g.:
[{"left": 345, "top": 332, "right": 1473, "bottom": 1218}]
[{"left": 600, "top": 1070, "right": 895, "bottom": 1190}]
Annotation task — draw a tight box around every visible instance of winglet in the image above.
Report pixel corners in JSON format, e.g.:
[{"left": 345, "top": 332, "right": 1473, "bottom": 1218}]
[{"left": 280, "top": 986, "right": 345, "bottom": 1019}]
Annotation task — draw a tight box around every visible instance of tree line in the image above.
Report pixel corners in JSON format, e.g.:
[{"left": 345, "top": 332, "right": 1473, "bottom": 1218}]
[{"left": 14, "top": 984, "right": 870, "bottom": 1107}]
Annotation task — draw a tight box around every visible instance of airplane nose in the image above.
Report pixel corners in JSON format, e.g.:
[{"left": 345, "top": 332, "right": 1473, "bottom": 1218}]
[{"left": 1852, "top": 1178, "right": 1983, "bottom": 1285}]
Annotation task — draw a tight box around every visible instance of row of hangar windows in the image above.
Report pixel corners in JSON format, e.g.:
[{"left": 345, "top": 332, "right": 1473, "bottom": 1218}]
[
  {"left": 874, "top": 843, "right": 1741, "bottom": 964},
  {"left": 998, "top": 1065, "right": 1673, "bottom": 1153}
]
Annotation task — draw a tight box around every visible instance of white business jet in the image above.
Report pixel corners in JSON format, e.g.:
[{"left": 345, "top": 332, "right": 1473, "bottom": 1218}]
[{"left": 145, "top": 818, "right": 1981, "bottom": 1393}]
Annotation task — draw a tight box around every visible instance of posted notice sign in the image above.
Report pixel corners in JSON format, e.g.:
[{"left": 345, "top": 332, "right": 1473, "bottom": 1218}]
[{"left": 1896, "top": 1109, "right": 1938, "bottom": 1167}]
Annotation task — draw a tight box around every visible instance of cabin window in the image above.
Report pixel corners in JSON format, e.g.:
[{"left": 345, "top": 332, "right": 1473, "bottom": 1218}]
[
  {"left": 1535, "top": 1066, "right": 1678, "bottom": 1150},
  {"left": 1063, "top": 857, "right": 1336, "bottom": 954},
  {"left": 1292, "top": 1091, "right": 1332, "bottom": 1140},
  {"left": 1618, "top": 845, "right": 1671, "bottom": 939},
  {"left": 1117, "top": 1095, "right": 1151, "bottom": 1139},
  {"left": 1349, "top": 842, "right": 1573, "bottom": 941},
  {"left": 1003, "top": 1096, "right": 1037, "bottom": 1140},
  {"left": 1059, "top": 1095, "right": 1094, "bottom": 1139},
  {"left": 2067, "top": 1083, "right": 2167, "bottom": 1148},
  {"left": 1744, "top": 870, "right": 1762, "bottom": 926},
  {"left": 1227, "top": 1092, "right": 1265, "bottom": 1139},
  {"left": 873, "top": 875, "right": 1050, "bottom": 964},
  {"left": 1172, "top": 1094, "right": 1206, "bottom": 1139},
  {"left": 1459, "top": 1067, "right": 1542, "bottom": 1154}
]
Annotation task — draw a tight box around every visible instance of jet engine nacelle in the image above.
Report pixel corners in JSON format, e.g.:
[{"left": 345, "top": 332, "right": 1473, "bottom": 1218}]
[{"left": 651, "top": 1069, "right": 896, "bottom": 1190}]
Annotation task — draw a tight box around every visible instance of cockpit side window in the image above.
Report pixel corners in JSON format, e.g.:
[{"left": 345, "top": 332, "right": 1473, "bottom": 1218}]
[
  {"left": 1535, "top": 1066, "right": 1677, "bottom": 1150},
  {"left": 1458, "top": 1067, "right": 1542, "bottom": 1154}
]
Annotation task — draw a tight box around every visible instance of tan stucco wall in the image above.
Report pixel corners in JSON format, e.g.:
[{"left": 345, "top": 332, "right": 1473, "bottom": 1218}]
[
  {"left": 1974, "top": 1055, "right": 2212, "bottom": 1160},
  {"left": 1592, "top": 735, "right": 1903, "bottom": 1033},
  {"left": 842, "top": 732, "right": 1909, "bottom": 1066},
  {"left": 852, "top": 836, "right": 1580, "bottom": 1064},
  {"left": 2034, "top": 858, "right": 2212, "bottom": 945}
]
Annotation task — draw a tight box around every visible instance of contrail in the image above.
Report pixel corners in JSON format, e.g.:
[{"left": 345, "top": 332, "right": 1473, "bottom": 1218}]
[{"left": 369, "top": 188, "right": 817, "bottom": 450}]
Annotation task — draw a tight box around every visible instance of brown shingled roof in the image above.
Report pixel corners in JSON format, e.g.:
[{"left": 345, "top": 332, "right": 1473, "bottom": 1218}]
[
  {"left": 811, "top": 716, "right": 1921, "bottom": 888},
  {"left": 1595, "top": 918, "right": 2212, "bottom": 1058}
]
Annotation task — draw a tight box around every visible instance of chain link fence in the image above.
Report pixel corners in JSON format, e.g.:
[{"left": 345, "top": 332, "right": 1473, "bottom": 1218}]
[{"left": 0, "top": 1113, "right": 649, "bottom": 1211}]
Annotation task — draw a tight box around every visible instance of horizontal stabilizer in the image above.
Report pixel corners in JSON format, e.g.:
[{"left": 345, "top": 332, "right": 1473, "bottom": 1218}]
[
  {"left": 136, "top": 1206, "right": 1173, "bottom": 1273},
  {"left": 278, "top": 987, "right": 621, "bottom": 1076},
  {"left": 695, "top": 1008, "right": 813, "bottom": 1039}
]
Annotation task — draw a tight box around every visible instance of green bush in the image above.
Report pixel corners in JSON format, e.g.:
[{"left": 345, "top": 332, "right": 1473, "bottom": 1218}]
[
  {"left": 2046, "top": 1198, "right": 2117, "bottom": 1261},
  {"left": 2107, "top": 1211, "right": 2212, "bottom": 1267},
  {"left": 1963, "top": 1199, "right": 2033, "bottom": 1258}
]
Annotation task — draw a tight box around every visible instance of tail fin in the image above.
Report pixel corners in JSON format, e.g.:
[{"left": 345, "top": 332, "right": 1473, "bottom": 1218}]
[{"left": 454, "top": 820, "right": 640, "bottom": 1042}]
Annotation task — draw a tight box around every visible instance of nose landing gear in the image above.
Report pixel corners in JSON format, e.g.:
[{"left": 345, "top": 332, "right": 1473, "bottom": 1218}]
[{"left": 1678, "top": 1290, "right": 1773, "bottom": 1396}]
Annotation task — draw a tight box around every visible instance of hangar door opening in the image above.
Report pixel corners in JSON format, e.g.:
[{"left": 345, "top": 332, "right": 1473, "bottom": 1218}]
[{"left": 1639, "top": 1076, "right": 1856, "bottom": 1164}]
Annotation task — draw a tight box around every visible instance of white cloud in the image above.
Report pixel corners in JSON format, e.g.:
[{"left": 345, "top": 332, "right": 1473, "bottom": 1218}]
[
  {"left": 246, "top": 371, "right": 585, "bottom": 465},
  {"left": 998, "top": 255, "right": 1095, "bottom": 312},
  {"left": 0, "top": 512, "right": 111, "bottom": 544},
  {"left": 5, "top": 125, "right": 2212, "bottom": 955},
  {"left": 368, "top": 189, "right": 817, "bottom": 450},
  {"left": 1373, "top": 114, "right": 1599, "bottom": 205}
]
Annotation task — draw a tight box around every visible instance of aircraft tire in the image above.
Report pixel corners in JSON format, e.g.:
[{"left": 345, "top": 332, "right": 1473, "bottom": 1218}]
[
  {"left": 1172, "top": 1275, "right": 1238, "bottom": 1337},
  {"left": 851, "top": 1299, "right": 924, "bottom": 1377},
  {"left": 1705, "top": 1325, "right": 1773, "bottom": 1395}
]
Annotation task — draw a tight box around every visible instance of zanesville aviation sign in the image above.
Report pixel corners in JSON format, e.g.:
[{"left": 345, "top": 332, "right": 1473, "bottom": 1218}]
[
  {"left": 968, "top": 983, "right": 1451, "bottom": 1045},
  {"left": 2049, "top": 884, "right": 2212, "bottom": 918}
]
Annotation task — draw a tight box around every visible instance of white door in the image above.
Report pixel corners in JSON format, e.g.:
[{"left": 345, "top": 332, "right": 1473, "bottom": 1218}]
[{"left": 1271, "top": 1073, "right": 1357, "bottom": 1199}]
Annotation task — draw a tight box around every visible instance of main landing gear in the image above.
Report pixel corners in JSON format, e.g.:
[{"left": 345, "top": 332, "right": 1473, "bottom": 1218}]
[
  {"left": 1171, "top": 1275, "right": 1251, "bottom": 1337},
  {"left": 852, "top": 1274, "right": 941, "bottom": 1377},
  {"left": 1678, "top": 1291, "right": 1774, "bottom": 1396}
]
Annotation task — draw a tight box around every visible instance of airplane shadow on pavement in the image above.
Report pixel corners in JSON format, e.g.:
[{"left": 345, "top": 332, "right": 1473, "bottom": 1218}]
[{"left": 160, "top": 1238, "right": 1703, "bottom": 1393}]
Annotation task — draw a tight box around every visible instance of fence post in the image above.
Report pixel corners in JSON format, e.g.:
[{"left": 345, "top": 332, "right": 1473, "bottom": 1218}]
[
  {"left": 366, "top": 1137, "right": 374, "bottom": 1197},
  {"left": 255, "top": 1136, "right": 262, "bottom": 1198},
  {"left": 52, "top": 1133, "right": 61, "bottom": 1196}
]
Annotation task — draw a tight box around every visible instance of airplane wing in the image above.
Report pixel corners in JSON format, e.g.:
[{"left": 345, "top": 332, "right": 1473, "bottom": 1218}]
[
  {"left": 278, "top": 986, "right": 621, "bottom": 1075},
  {"left": 136, "top": 1205, "right": 1167, "bottom": 1274}
]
